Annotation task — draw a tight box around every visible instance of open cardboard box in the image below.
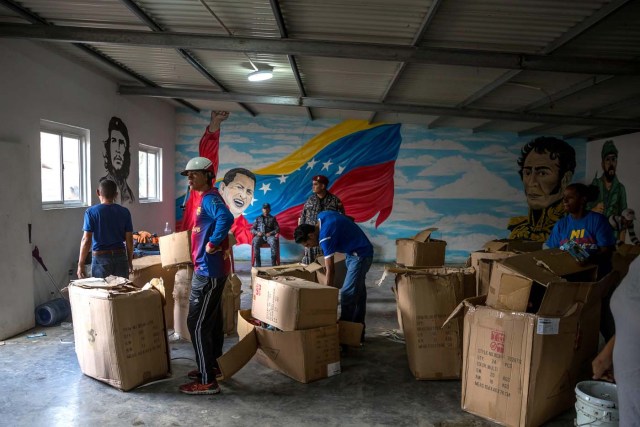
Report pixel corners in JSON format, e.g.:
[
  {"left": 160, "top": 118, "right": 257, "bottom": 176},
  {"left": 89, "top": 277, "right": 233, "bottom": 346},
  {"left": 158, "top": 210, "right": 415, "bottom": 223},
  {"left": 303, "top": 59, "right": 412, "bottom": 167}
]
[
  {"left": 250, "top": 254, "right": 347, "bottom": 289},
  {"left": 486, "top": 249, "right": 598, "bottom": 313},
  {"left": 217, "top": 310, "right": 363, "bottom": 384},
  {"left": 445, "top": 264, "right": 618, "bottom": 426},
  {"left": 386, "top": 265, "right": 475, "bottom": 379},
  {"left": 158, "top": 230, "right": 192, "bottom": 268},
  {"left": 68, "top": 278, "right": 171, "bottom": 391},
  {"left": 395, "top": 228, "right": 446, "bottom": 267},
  {"left": 129, "top": 255, "right": 178, "bottom": 329}
]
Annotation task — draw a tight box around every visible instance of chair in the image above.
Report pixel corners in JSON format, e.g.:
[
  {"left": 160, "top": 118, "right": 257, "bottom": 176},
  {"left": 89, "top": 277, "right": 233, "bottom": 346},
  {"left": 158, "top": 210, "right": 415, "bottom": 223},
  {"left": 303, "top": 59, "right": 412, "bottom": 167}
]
[{"left": 251, "top": 234, "right": 280, "bottom": 267}]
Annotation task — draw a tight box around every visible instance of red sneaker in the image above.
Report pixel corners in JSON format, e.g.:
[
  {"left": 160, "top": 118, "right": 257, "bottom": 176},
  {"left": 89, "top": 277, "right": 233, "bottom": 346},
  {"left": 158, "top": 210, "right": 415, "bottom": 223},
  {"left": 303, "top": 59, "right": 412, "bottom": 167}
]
[
  {"left": 179, "top": 380, "right": 221, "bottom": 395},
  {"left": 187, "top": 368, "right": 222, "bottom": 380}
]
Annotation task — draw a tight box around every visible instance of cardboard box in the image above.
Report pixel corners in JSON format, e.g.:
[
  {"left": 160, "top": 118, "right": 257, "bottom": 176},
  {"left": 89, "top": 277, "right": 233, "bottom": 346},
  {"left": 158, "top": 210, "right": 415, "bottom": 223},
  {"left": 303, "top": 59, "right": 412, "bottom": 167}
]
[
  {"left": 222, "top": 273, "right": 243, "bottom": 335},
  {"left": 217, "top": 310, "right": 341, "bottom": 384},
  {"left": 306, "top": 253, "right": 347, "bottom": 288},
  {"left": 486, "top": 249, "right": 598, "bottom": 312},
  {"left": 158, "top": 230, "right": 191, "bottom": 268},
  {"left": 389, "top": 266, "right": 475, "bottom": 379},
  {"left": 251, "top": 263, "right": 317, "bottom": 289},
  {"left": 338, "top": 320, "right": 364, "bottom": 347},
  {"left": 447, "top": 268, "right": 617, "bottom": 426},
  {"left": 252, "top": 276, "right": 339, "bottom": 331},
  {"left": 129, "top": 255, "right": 178, "bottom": 329},
  {"left": 396, "top": 228, "right": 446, "bottom": 267},
  {"left": 468, "top": 240, "right": 543, "bottom": 296},
  {"left": 68, "top": 279, "right": 170, "bottom": 391}
]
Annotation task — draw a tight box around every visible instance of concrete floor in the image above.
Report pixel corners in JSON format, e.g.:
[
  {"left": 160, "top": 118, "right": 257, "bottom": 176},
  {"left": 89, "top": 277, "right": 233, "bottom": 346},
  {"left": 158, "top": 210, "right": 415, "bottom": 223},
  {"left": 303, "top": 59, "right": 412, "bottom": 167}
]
[{"left": 0, "top": 262, "right": 576, "bottom": 426}]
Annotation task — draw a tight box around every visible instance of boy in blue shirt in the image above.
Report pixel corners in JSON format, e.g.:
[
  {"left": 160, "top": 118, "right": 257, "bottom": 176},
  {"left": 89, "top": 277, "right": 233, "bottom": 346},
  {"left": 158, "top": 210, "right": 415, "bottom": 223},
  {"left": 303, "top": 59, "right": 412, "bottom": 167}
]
[{"left": 294, "top": 211, "right": 373, "bottom": 342}]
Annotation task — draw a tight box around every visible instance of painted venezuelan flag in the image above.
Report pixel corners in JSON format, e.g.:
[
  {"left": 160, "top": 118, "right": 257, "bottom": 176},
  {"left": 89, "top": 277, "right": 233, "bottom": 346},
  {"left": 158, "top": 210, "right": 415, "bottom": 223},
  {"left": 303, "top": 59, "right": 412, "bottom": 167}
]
[{"left": 178, "top": 120, "right": 402, "bottom": 244}]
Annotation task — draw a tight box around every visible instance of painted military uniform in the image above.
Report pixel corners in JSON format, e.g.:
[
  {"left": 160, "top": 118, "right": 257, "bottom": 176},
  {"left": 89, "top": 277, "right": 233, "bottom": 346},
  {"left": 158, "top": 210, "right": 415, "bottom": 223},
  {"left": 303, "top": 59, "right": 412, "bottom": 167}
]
[{"left": 507, "top": 200, "right": 565, "bottom": 242}]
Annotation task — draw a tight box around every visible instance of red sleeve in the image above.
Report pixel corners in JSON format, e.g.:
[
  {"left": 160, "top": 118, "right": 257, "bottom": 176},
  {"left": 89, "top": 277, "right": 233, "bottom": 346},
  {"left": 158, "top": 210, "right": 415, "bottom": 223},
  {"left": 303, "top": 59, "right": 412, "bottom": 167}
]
[{"left": 199, "top": 128, "right": 220, "bottom": 175}]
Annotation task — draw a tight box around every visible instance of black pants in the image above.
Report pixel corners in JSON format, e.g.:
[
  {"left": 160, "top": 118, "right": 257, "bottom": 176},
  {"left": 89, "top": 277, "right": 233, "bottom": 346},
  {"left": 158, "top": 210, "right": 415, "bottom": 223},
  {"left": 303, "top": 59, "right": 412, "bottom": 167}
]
[{"left": 187, "top": 273, "right": 226, "bottom": 384}]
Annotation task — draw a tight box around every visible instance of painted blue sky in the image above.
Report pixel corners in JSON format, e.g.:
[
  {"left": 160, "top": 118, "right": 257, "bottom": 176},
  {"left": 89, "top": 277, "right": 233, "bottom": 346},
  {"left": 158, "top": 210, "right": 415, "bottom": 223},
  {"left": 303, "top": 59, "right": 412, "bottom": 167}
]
[{"left": 175, "top": 108, "right": 586, "bottom": 263}]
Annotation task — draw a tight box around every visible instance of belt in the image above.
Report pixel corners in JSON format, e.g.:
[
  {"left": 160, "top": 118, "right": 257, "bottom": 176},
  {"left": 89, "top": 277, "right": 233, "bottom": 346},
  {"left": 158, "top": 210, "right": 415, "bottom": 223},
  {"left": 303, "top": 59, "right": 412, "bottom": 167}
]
[{"left": 92, "top": 248, "right": 126, "bottom": 256}]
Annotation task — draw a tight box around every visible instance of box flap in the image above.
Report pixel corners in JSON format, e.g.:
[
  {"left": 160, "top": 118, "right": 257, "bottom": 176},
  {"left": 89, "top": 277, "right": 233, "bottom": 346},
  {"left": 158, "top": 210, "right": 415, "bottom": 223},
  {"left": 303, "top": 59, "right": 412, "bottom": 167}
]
[
  {"left": 443, "top": 295, "right": 486, "bottom": 327},
  {"left": 217, "top": 311, "right": 258, "bottom": 380},
  {"left": 482, "top": 240, "right": 509, "bottom": 252},
  {"left": 501, "top": 249, "right": 597, "bottom": 286},
  {"left": 413, "top": 227, "right": 438, "bottom": 242},
  {"left": 536, "top": 275, "right": 613, "bottom": 317},
  {"left": 493, "top": 274, "right": 532, "bottom": 312}
]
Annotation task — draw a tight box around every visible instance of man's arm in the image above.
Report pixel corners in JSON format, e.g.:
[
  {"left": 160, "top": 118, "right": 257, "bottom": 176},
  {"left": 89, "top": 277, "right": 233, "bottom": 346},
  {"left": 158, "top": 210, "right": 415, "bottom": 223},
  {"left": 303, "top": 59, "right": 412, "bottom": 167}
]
[
  {"left": 199, "top": 111, "right": 229, "bottom": 176},
  {"left": 324, "top": 255, "right": 335, "bottom": 288},
  {"left": 271, "top": 216, "right": 280, "bottom": 236},
  {"left": 77, "top": 231, "right": 92, "bottom": 278},
  {"left": 251, "top": 217, "right": 262, "bottom": 236},
  {"left": 208, "top": 110, "right": 229, "bottom": 133},
  {"left": 204, "top": 195, "right": 235, "bottom": 254},
  {"left": 125, "top": 231, "right": 134, "bottom": 274}
]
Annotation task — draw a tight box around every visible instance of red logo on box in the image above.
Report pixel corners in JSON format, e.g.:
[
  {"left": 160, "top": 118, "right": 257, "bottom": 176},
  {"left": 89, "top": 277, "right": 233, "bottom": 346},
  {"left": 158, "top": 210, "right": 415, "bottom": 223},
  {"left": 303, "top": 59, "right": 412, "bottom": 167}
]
[
  {"left": 254, "top": 283, "right": 261, "bottom": 297},
  {"left": 490, "top": 330, "right": 505, "bottom": 354}
]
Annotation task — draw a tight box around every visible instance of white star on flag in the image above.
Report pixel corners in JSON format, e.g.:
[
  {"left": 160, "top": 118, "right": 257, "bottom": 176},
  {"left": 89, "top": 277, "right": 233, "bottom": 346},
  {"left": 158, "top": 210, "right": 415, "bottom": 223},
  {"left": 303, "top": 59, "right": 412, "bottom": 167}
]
[
  {"left": 306, "top": 158, "right": 318, "bottom": 169},
  {"left": 278, "top": 175, "right": 287, "bottom": 184},
  {"left": 336, "top": 165, "right": 345, "bottom": 175},
  {"left": 259, "top": 183, "right": 272, "bottom": 195},
  {"left": 322, "top": 159, "right": 333, "bottom": 171},
  {"left": 250, "top": 197, "right": 257, "bottom": 206}
]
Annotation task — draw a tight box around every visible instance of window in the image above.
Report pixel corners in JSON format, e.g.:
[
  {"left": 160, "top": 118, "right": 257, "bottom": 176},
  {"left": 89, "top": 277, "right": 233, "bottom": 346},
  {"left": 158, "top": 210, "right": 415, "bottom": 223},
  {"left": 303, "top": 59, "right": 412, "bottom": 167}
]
[
  {"left": 139, "top": 144, "right": 162, "bottom": 202},
  {"left": 40, "top": 120, "right": 90, "bottom": 209}
]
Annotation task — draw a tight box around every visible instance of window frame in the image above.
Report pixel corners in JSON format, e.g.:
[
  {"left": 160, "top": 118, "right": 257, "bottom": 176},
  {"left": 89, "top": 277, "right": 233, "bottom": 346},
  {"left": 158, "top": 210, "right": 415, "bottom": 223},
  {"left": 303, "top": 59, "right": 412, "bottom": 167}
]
[
  {"left": 40, "top": 120, "right": 90, "bottom": 210},
  {"left": 138, "top": 143, "right": 162, "bottom": 203}
]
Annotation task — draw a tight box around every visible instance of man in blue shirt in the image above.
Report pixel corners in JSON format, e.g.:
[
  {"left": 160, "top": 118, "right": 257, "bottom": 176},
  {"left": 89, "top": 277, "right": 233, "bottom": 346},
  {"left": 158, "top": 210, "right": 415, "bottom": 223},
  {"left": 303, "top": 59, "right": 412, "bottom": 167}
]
[
  {"left": 294, "top": 211, "right": 373, "bottom": 342},
  {"left": 77, "top": 179, "right": 133, "bottom": 279}
]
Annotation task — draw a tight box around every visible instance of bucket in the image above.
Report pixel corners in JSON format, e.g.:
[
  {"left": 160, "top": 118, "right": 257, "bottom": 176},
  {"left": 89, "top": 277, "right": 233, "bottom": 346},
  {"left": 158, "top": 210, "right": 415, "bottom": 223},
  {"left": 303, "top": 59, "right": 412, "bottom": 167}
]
[
  {"left": 575, "top": 381, "right": 619, "bottom": 426},
  {"left": 35, "top": 298, "right": 71, "bottom": 326}
]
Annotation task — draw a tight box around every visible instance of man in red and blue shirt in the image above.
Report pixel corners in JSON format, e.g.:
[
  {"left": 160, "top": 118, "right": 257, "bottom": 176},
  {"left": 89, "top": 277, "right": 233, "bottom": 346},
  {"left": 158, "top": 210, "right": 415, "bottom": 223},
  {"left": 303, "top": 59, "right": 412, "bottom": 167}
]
[{"left": 179, "top": 156, "right": 233, "bottom": 395}]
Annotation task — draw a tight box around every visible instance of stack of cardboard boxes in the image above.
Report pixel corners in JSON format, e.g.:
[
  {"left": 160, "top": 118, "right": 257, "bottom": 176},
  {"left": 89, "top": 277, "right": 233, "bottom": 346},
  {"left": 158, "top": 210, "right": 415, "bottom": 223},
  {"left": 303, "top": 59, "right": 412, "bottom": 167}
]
[
  {"left": 218, "top": 276, "right": 345, "bottom": 383},
  {"left": 447, "top": 249, "right": 618, "bottom": 426}
]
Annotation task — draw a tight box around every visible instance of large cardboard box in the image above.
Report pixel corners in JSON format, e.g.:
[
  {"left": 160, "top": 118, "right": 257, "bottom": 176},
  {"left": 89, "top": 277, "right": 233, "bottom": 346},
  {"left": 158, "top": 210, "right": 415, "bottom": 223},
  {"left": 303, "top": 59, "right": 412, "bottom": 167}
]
[
  {"left": 217, "top": 310, "right": 341, "bottom": 383},
  {"left": 251, "top": 263, "right": 317, "bottom": 289},
  {"left": 468, "top": 240, "right": 543, "bottom": 296},
  {"left": 389, "top": 266, "right": 475, "bottom": 379},
  {"left": 448, "top": 269, "right": 617, "bottom": 427},
  {"left": 486, "top": 249, "right": 598, "bottom": 312},
  {"left": 396, "top": 228, "right": 446, "bottom": 267},
  {"left": 222, "top": 273, "right": 243, "bottom": 335},
  {"left": 306, "top": 253, "right": 347, "bottom": 288},
  {"left": 252, "top": 276, "right": 339, "bottom": 331},
  {"left": 129, "top": 255, "right": 178, "bottom": 329},
  {"left": 158, "top": 230, "right": 191, "bottom": 268},
  {"left": 68, "top": 279, "right": 170, "bottom": 391}
]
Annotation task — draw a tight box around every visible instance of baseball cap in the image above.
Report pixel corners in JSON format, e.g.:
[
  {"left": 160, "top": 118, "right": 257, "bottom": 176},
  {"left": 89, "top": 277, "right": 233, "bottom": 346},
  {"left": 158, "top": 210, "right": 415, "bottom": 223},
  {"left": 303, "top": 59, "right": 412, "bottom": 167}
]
[{"left": 262, "top": 203, "right": 271, "bottom": 209}]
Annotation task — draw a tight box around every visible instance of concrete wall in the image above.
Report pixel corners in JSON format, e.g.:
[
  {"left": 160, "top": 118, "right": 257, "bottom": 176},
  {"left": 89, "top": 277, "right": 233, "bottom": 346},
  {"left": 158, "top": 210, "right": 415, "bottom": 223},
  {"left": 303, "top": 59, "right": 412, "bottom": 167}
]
[{"left": 0, "top": 40, "right": 176, "bottom": 308}]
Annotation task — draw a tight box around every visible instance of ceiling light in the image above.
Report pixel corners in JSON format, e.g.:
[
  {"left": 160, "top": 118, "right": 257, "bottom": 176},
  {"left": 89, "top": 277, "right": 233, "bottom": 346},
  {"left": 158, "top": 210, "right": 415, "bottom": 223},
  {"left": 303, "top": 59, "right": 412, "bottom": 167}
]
[{"left": 248, "top": 69, "right": 273, "bottom": 82}]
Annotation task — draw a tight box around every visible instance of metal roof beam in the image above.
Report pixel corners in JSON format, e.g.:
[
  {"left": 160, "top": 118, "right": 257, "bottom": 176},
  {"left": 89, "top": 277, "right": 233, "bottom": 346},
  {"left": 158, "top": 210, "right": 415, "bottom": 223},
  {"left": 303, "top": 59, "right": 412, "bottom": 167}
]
[
  {"left": 118, "top": 0, "right": 255, "bottom": 116},
  {"left": 118, "top": 85, "right": 640, "bottom": 129},
  {"left": 268, "top": 0, "right": 313, "bottom": 120},
  {"left": 3, "top": 24, "right": 640, "bottom": 75}
]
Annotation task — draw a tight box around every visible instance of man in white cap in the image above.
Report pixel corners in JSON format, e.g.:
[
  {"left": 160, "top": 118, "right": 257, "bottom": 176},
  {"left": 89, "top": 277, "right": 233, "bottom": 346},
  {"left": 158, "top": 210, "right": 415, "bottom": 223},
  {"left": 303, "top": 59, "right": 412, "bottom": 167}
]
[
  {"left": 178, "top": 156, "right": 234, "bottom": 395},
  {"left": 609, "top": 208, "right": 639, "bottom": 246}
]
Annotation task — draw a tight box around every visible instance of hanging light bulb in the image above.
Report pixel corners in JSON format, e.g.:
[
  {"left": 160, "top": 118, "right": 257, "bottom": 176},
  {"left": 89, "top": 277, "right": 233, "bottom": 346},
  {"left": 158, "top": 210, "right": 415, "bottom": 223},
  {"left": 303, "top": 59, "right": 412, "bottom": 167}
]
[{"left": 248, "top": 69, "right": 273, "bottom": 82}]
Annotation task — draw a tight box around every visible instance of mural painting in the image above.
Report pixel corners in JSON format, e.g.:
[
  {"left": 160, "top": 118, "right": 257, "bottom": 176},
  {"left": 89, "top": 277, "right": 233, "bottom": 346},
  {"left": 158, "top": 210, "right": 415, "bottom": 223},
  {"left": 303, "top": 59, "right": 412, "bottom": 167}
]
[
  {"left": 175, "top": 110, "right": 587, "bottom": 262},
  {"left": 102, "top": 116, "right": 135, "bottom": 204}
]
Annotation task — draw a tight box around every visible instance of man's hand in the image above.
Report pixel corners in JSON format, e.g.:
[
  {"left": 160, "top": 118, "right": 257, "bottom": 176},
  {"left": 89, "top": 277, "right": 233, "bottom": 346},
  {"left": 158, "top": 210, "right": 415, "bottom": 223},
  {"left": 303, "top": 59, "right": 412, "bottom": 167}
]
[
  {"left": 212, "top": 111, "right": 229, "bottom": 123},
  {"left": 206, "top": 242, "right": 221, "bottom": 254},
  {"left": 591, "top": 202, "right": 605, "bottom": 214},
  {"left": 592, "top": 337, "right": 615, "bottom": 381},
  {"left": 77, "top": 265, "right": 85, "bottom": 279}
]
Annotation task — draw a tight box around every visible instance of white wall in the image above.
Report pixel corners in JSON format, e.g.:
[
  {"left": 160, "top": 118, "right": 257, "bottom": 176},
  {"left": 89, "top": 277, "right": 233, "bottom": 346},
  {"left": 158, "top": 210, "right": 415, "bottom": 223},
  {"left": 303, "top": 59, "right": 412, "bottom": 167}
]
[
  {"left": 587, "top": 132, "right": 640, "bottom": 234},
  {"left": 0, "top": 40, "right": 176, "bottom": 310}
]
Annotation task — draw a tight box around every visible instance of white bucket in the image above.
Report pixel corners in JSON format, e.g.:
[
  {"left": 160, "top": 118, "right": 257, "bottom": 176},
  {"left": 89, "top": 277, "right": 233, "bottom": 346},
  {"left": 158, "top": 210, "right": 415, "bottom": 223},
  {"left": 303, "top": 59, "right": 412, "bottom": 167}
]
[{"left": 575, "top": 381, "right": 619, "bottom": 426}]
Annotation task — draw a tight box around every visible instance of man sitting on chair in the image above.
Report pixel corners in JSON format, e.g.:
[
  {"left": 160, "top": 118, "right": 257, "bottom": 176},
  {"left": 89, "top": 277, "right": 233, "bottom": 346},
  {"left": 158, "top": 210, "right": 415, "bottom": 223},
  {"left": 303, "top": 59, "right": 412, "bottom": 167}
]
[{"left": 251, "top": 203, "right": 280, "bottom": 267}]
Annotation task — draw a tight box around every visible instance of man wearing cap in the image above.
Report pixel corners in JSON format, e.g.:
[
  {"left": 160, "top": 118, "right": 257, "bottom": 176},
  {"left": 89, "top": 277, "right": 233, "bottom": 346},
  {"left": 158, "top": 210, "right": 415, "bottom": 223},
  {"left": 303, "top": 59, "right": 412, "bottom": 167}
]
[
  {"left": 179, "top": 156, "right": 234, "bottom": 395},
  {"left": 609, "top": 208, "right": 640, "bottom": 246},
  {"left": 589, "top": 140, "right": 627, "bottom": 220},
  {"left": 251, "top": 203, "right": 280, "bottom": 267},
  {"left": 298, "top": 175, "right": 345, "bottom": 264}
]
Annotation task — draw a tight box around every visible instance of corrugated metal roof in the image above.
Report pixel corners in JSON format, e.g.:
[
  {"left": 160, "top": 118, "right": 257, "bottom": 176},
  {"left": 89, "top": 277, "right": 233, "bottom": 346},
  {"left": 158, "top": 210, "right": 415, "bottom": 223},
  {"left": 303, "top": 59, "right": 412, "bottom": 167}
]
[{"left": 1, "top": 0, "right": 639, "bottom": 138}]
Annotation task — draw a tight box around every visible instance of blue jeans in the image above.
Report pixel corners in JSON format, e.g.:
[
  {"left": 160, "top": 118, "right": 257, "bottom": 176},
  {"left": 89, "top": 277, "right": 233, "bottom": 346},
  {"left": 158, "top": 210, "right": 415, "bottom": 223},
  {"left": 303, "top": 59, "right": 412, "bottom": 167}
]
[
  {"left": 340, "top": 255, "right": 372, "bottom": 328},
  {"left": 187, "top": 273, "right": 226, "bottom": 384},
  {"left": 91, "top": 252, "right": 129, "bottom": 278}
]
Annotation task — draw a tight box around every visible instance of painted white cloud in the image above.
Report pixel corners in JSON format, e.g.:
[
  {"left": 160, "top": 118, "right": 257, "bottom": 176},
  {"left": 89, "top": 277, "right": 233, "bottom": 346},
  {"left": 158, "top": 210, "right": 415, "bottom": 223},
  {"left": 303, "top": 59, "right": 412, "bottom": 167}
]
[
  {"left": 219, "top": 146, "right": 259, "bottom": 168},
  {"left": 251, "top": 145, "right": 298, "bottom": 154},
  {"left": 402, "top": 139, "right": 470, "bottom": 151},
  {"left": 431, "top": 213, "right": 508, "bottom": 230},
  {"left": 418, "top": 155, "right": 478, "bottom": 176},
  {"left": 387, "top": 198, "right": 441, "bottom": 222},
  {"left": 441, "top": 233, "right": 506, "bottom": 253},
  {"left": 396, "top": 154, "right": 437, "bottom": 167},
  {"left": 475, "top": 144, "right": 517, "bottom": 161},
  {"left": 262, "top": 134, "right": 304, "bottom": 142},
  {"left": 394, "top": 170, "right": 435, "bottom": 191},
  {"left": 223, "top": 135, "right": 253, "bottom": 144},
  {"left": 426, "top": 168, "right": 522, "bottom": 201}
]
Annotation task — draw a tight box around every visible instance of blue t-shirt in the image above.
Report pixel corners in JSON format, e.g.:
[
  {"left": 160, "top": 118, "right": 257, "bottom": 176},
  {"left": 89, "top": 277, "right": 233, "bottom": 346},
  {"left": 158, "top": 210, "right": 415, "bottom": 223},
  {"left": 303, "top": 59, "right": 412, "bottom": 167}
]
[
  {"left": 191, "top": 188, "right": 234, "bottom": 278},
  {"left": 317, "top": 211, "right": 373, "bottom": 258},
  {"left": 546, "top": 210, "right": 615, "bottom": 275},
  {"left": 83, "top": 203, "right": 133, "bottom": 251}
]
